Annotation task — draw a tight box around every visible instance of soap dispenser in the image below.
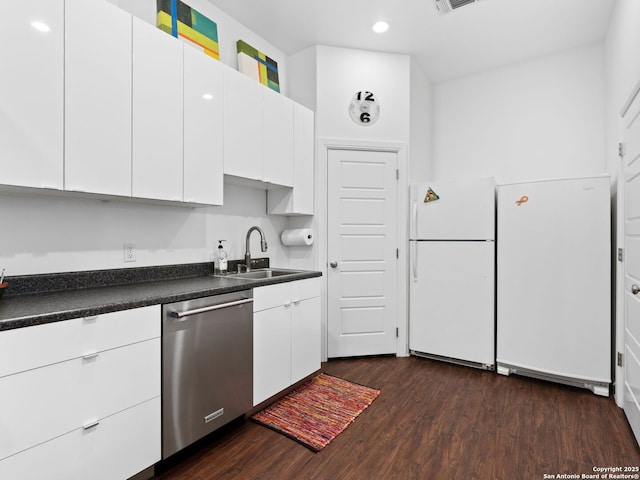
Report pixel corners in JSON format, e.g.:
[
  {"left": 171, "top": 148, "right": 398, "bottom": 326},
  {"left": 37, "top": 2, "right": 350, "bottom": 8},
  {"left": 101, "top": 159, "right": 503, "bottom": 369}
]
[{"left": 214, "top": 240, "right": 228, "bottom": 274}]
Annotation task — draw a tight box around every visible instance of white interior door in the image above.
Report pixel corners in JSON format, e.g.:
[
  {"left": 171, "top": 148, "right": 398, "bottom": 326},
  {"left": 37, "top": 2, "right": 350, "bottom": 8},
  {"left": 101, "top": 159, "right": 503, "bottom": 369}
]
[
  {"left": 621, "top": 84, "right": 640, "bottom": 444},
  {"left": 327, "top": 148, "right": 398, "bottom": 358}
]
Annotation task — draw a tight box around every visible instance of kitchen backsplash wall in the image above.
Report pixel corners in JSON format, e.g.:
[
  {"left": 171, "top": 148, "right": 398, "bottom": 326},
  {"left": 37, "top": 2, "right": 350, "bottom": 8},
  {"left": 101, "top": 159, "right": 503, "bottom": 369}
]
[{"left": 2, "top": 184, "right": 289, "bottom": 276}]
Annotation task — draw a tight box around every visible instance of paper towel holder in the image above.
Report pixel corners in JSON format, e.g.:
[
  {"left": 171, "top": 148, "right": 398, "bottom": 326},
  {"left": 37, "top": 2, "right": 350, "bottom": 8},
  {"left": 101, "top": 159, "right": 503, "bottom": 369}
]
[{"left": 280, "top": 229, "right": 314, "bottom": 246}]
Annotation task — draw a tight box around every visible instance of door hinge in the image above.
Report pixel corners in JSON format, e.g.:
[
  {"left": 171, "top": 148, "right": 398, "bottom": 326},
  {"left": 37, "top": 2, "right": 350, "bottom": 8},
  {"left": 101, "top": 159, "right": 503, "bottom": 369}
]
[
  {"left": 396, "top": 248, "right": 399, "bottom": 259},
  {"left": 618, "top": 352, "right": 624, "bottom": 367},
  {"left": 396, "top": 327, "right": 399, "bottom": 338},
  {"left": 619, "top": 248, "right": 624, "bottom": 262},
  {"left": 396, "top": 169, "right": 399, "bottom": 180},
  {"left": 619, "top": 142, "right": 626, "bottom": 158}
]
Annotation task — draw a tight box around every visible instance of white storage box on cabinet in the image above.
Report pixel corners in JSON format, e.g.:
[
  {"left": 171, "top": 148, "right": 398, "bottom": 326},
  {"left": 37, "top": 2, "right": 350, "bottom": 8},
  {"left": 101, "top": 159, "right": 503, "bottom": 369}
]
[
  {"left": 64, "top": 0, "right": 132, "bottom": 197},
  {"left": 0, "top": 1, "right": 64, "bottom": 190},
  {"left": 0, "top": 305, "right": 161, "bottom": 479},
  {"left": 253, "top": 277, "right": 321, "bottom": 405}
]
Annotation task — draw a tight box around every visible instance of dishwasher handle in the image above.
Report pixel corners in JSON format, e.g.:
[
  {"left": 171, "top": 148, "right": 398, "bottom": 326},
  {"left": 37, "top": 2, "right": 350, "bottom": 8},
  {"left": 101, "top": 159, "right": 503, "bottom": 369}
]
[{"left": 169, "top": 298, "right": 253, "bottom": 319}]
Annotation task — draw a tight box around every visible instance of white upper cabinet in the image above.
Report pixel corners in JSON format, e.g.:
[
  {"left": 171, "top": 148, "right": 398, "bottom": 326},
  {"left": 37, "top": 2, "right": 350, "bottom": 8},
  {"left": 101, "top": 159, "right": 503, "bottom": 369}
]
[
  {"left": 132, "top": 17, "right": 184, "bottom": 202},
  {"left": 262, "top": 88, "right": 294, "bottom": 187},
  {"left": 0, "top": 1, "right": 63, "bottom": 189},
  {"left": 183, "top": 45, "right": 224, "bottom": 205},
  {"left": 223, "top": 68, "right": 262, "bottom": 180},
  {"left": 64, "top": 0, "right": 132, "bottom": 197},
  {"left": 267, "top": 103, "right": 315, "bottom": 215}
]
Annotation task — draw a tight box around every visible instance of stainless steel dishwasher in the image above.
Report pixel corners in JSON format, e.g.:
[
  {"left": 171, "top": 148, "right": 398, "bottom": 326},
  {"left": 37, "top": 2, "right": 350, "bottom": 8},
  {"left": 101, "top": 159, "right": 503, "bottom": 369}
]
[{"left": 162, "top": 290, "right": 253, "bottom": 458}]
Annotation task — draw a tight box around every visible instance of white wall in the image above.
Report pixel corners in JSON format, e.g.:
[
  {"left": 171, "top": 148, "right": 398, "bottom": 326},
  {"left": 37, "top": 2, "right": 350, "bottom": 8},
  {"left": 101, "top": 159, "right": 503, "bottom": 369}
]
[
  {"left": 316, "top": 46, "right": 411, "bottom": 143},
  {"left": 432, "top": 43, "right": 606, "bottom": 184},
  {"left": 2, "top": 185, "right": 288, "bottom": 276},
  {"left": 410, "top": 58, "right": 432, "bottom": 182}
]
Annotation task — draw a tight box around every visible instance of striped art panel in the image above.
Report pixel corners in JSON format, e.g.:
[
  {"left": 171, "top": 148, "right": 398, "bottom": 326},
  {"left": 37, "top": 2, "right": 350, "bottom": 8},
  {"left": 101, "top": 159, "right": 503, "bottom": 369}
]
[
  {"left": 156, "top": 0, "right": 219, "bottom": 60},
  {"left": 237, "top": 39, "right": 280, "bottom": 92}
]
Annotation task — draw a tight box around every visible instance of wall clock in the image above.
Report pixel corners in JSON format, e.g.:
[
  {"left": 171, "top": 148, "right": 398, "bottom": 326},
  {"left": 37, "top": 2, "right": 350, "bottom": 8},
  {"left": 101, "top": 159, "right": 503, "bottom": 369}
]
[{"left": 349, "top": 91, "right": 380, "bottom": 126}]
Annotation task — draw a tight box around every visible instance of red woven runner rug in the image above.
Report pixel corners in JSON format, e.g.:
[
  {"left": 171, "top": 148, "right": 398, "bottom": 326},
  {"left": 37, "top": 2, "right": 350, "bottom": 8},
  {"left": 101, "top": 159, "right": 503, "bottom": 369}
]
[{"left": 251, "top": 373, "right": 381, "bottom": 452}]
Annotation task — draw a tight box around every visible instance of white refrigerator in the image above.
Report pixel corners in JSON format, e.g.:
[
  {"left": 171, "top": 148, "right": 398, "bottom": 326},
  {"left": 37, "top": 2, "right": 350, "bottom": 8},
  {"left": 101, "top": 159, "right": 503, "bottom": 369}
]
[
  {"left": 409, "top": 177, "right": 496, "bottom": 369},
  {"left": 496, "top": 175, "right": 611, "bottom": 396}
]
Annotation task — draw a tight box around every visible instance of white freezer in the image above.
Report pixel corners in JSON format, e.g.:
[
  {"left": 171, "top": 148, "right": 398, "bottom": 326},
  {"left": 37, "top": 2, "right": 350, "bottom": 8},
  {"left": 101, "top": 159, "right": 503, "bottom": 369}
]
[
  {"left": 496, "top": 175, "right": 611, "bottom": 395},
  {"left": 410, "top": 177, "right": 495, "bottom": 241},
  {"left": 409, "top": 241, "right": 495, "bottom": 367},
  {"left": 409, "top": 177, "right": 496, "bottom": 369}
]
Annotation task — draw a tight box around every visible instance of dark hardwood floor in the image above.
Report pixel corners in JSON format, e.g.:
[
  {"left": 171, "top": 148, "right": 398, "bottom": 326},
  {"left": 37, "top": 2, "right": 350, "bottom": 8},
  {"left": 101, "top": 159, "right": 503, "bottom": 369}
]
[{"left": 153, "top": 356, "right": 640, "bottom": 480}]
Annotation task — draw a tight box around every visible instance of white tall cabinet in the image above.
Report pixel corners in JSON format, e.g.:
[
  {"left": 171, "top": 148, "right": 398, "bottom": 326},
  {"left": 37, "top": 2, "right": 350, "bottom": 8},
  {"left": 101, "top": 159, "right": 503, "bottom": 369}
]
[
  {"left": 262, "top": 88, "right": 294, "bottom": 186},
  {"left": 132, "top": 17, "right": 184, "bottom": 202},
  {"left": 183, "top": 45, "right": 224, "bottom": 205},
  {"left": 64, "top": 0, "right": 132, "bottom": 196},
  {"left": 0, "top": 1, "right": 64, "bottom": 189},
  {"left": 223, "top": 68, "right": 263, "bottom": 180},
  {"left": 267, "top": 103, "right": 315, "bottom": 215}
]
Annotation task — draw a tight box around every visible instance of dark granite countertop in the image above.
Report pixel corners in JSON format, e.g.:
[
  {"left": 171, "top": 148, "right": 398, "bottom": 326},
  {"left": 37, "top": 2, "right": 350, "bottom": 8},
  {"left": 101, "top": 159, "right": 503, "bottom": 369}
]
[{"left": 0, "top": 261, "right": 321, "bottom": 331}]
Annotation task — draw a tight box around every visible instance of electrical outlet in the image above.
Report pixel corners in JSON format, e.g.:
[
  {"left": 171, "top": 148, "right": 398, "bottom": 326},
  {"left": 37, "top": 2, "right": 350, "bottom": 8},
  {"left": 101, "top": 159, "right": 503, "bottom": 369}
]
[{"left": 124, "top": 243, "right": 136, "bottom": 263}]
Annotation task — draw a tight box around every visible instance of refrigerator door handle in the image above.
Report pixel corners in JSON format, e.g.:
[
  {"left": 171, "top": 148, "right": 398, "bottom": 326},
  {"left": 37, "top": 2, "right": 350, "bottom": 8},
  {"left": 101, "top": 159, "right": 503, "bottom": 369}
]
[{"left": 411, "top": 241, "right": 418, "bottom": 282}]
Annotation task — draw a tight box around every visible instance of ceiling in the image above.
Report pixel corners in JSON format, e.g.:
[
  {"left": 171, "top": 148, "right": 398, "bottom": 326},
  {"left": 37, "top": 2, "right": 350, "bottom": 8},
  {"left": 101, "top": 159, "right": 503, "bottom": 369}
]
[{"left": 206, "top": 0, "right": 615, "bottom": 83}]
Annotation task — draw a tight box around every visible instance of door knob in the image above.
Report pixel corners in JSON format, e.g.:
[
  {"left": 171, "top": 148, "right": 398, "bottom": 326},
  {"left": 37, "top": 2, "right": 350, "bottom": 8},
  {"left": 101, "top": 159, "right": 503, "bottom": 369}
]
[
  {"left": 633, "top": 284, "right": 640, "bottom": 295},
  {"left": 330, "top": 261, "right": 338, "bottom": 268}
]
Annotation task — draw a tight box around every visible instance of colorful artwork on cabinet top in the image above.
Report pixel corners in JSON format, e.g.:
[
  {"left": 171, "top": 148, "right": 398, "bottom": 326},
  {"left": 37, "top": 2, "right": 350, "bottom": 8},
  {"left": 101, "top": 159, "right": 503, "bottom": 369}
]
[
  {"left": 237, "top": 40, "right": 280, "bottom": 93},
  {"left": 157, "top": 0, "right": 219, "bottom": 60}
]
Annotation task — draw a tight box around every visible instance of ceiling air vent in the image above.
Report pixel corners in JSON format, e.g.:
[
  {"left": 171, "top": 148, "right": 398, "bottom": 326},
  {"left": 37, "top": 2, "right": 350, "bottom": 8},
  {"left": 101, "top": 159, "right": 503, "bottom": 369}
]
[{"left": 434, "top": 0, "right": 480, "bottom": 14}]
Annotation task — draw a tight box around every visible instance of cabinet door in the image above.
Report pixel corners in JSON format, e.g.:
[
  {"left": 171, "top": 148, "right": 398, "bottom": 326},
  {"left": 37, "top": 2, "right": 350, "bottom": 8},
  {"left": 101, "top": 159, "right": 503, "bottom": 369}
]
[
  {"left": 0, "top": 1, "right": 63, "bottom": 190},
  {"left": 184, "top": 46, "right": 224, "bottom": 205},
  {"left": 262, "top": 88, "right": 294, "bottom": 187},
  {"left": 64, "top": 0, "right": 132, "bottom": 196},
  {"left": 292, "top": 103, "right": 315, "bottom": 213},
  {"left": 132, "top": 18, "right": 183, "bottom": 201},
  {"left": 267, "top": 103, "right": 314, "bottom": 215},
  {"left": 223, "top": 68, "right": 262, "bottom": 180},
  {"left": 291, "top": 296, "right": 321, "bottom": 383},
  {"left": 253, "top": 306, "right": 291, "bottom": 406}
]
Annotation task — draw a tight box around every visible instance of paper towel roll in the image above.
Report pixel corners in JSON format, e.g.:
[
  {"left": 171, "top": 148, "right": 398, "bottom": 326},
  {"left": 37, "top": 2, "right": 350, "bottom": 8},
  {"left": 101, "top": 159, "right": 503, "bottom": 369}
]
[{"left": 280, "top": 229, "right": 314, "bottom": 246}]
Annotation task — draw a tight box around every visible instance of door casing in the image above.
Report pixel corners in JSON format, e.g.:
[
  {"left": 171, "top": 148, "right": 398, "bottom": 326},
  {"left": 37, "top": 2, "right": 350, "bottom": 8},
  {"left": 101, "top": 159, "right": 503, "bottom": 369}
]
[{"left": 316, "top": 138, "right": 409, "bottom": 361}]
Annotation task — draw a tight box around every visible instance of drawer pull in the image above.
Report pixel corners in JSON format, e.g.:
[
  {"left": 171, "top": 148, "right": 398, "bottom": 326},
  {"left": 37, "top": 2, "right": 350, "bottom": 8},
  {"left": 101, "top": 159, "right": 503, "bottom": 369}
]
[
  {"left": 83, "top": 420, "right": 100, "bottom": 430},
  {"left": 82, "top": 352, "right": 99, "bottom": 360}
]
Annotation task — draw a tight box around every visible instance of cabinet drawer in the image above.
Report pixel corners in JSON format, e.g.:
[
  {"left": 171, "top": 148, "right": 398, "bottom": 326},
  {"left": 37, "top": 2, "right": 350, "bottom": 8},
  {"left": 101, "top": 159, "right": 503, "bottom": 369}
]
[
  {"left": 253, "top": 282, "right": 290, "bottom": 312},
  {"left": 291, "top": 277, "right": 321, "bottom": 302},
  {"left": 0, "top": 305, "right": 160, "bottom": 378},
  {"left": 0, "top": 338, "right": 160, "bottom": 461},
  {"left": 254, "top": 278, "right": 320, "bottom": 312},
  {"left": 0, "top": 396, "right": 160, "bottom": 480}
]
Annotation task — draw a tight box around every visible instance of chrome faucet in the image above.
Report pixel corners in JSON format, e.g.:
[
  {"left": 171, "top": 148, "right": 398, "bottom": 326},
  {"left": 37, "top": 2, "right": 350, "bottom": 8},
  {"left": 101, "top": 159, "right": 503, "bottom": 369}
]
[{"left": 244, "top": 226, "right": 268, "bottom": 271}]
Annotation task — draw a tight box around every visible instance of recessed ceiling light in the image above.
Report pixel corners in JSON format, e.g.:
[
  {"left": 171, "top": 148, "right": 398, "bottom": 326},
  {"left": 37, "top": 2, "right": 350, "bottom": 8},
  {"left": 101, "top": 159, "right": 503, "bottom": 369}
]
[
  {"left": 202, "top": 93, "right": 214, "bottom": 100},
  {"left": 372, "top": 21, "right": 389, "bottom": 34},
  {"left": 30, "top": 21, "right": 51, "bottom": 32}
]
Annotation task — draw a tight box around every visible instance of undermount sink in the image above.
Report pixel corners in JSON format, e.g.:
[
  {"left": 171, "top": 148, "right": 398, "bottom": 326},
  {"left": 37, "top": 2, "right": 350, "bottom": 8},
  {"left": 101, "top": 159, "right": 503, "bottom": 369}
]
[{"left": 224, "top": 268, "right": 303, "bottom": 280}]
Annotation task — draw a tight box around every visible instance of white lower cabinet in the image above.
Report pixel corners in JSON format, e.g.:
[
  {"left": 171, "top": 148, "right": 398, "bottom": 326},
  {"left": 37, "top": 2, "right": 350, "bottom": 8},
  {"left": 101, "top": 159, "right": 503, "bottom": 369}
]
[
  {"left": 253, "top": 277, "right": 321, "bottom": 406},
  {"left": 0, "top": 305, "right": 161, "bottom": 479}
]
